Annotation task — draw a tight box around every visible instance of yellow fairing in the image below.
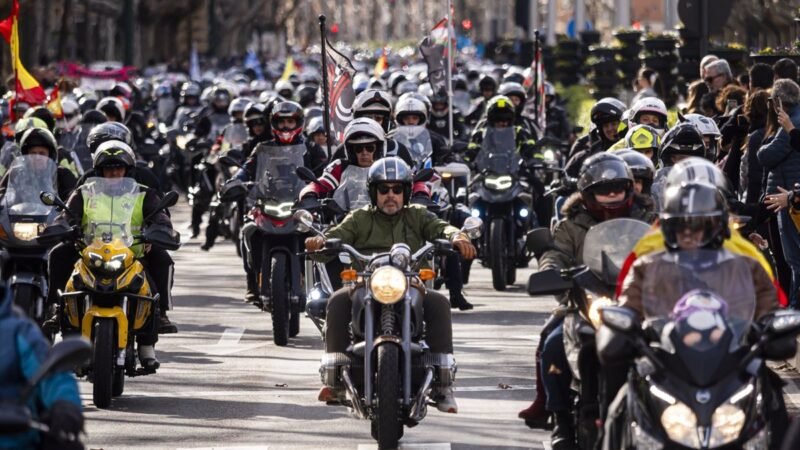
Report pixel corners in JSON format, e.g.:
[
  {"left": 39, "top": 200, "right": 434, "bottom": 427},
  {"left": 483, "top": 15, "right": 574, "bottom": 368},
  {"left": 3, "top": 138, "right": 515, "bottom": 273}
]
[{"left": 81, "top": 307, "right": 129, "bottom": 349}]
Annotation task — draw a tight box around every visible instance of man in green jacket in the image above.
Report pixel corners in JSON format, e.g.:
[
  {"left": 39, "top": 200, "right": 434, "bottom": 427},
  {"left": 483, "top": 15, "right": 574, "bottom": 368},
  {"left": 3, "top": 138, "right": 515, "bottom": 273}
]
[{"left": 305, "top": 157, "right": 476, "bottom": 413}]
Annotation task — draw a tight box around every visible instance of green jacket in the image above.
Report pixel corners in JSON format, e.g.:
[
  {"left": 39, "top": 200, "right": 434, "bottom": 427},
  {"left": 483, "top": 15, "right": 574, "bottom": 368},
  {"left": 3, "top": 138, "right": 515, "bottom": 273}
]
[{"left": 326, "top": 204, "right": 461, "bottom": 255}]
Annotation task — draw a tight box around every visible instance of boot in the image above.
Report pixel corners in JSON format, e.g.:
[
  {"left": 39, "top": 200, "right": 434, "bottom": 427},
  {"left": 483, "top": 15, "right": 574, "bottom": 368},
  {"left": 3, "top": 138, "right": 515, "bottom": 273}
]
[
  {"left": 432, "top": 386, "right": 458, "bottom": 413},
  {"left": 449, "top": 291, "right": 474, "bottom": 311},
  {"left": 551, "top": 411, "right": 578, "bottom": 450},
  {"left": 138, "top": 345, "right": 160, "bottom": 373},
  {"left": 317, "top": 386, "right": 345, "bottom": 404},
  {"left": 158, "top": 312, "right": 178, "bottom": 334},
  {"left": 245, "top": 273, "right": 261, "bottom": 307},
  {"left": 519, "top": 353, "right": 549, "bottom": 429}
]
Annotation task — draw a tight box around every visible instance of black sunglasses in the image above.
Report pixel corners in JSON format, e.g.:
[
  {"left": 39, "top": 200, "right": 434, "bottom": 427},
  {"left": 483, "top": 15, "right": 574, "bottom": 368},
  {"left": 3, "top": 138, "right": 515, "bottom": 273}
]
[
  {"left": 377, "top": 184, "right": 404, "bottom": 195},
  {"left": 704, "top": 73, "right": 722, "bottom": 84},
  {"left": 353, "top": 143, "right": 377, "bottom": 154}
]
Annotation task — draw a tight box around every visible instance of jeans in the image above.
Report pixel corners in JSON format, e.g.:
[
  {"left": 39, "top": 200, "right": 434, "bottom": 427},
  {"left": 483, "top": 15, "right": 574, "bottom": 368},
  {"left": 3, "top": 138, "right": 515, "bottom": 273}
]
[
  {"left": 777, "top": 209, "right": 800, "bottom": 307},
  {"left": 541, "top": 322, "right": 571, "bottom": 412}
]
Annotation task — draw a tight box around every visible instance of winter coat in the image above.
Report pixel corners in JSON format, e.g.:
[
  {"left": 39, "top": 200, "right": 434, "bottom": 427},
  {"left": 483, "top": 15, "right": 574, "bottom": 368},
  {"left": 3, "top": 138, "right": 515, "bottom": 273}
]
[{"left": 757, "top": 104, "right": 800, "bottom": 194}]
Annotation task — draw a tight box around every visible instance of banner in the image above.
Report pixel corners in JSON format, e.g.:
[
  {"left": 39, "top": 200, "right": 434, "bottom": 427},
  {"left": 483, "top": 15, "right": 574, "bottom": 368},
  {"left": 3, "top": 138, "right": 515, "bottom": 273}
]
[
  {"left": 60, "top": 62, "right": 136, "bottom": 81},
  {"left": 0, "top": 0, "right": 46, "bottom": 107},
  {"left": 46, "top": 85, "right": 63, "bottom": 118},
  {"left": 324, "top": 39, "right": 356, "bottom": 144},
  {"left": 418, "top": 18, "right": 451, "bottom": 96}
]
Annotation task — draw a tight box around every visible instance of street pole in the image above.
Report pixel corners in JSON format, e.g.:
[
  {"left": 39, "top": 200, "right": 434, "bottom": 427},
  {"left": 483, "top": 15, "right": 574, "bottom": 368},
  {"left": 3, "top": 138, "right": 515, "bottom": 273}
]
[
  {"left": 528, "top": 0, "right": 539, "bottom": 41},
  {"left": 615, "top": 0, "right": 631, "bottom": 28},
  {"left": 318, "top": 15, "right": 333, "bottom": 159},
  {"left": 699, "top": 0, "right": 708, "bottom": 58},
  {"left": 575, "top": 0, "right": 585, "bottom": 34},
  {"left": 446, "top": 0, "right": 454, "bottom": 147},
  {"left": 546, "top": 0, "right": 556, "bottom": 45}
]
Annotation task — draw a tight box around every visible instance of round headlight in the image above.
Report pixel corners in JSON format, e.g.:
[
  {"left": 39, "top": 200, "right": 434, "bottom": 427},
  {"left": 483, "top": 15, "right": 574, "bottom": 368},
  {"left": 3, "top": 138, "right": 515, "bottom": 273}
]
[
  {"left": 709, "top": 404, "right": 746, "bottom": 447},
  {"left": 661, "top": 402, "right": 700, "bottom": 448},
  {"left": 369, "top": 266, "right": 407, "bottom": 304}
]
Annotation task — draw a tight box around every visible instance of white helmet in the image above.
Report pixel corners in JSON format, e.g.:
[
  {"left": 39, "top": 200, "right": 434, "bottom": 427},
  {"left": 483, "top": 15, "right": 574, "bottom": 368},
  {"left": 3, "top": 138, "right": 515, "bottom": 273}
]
[
  {"left": 630, "top": 97, "right": 668, "bottom": 134},
  {"left": 343, "top": 117, "right": 385, "bottom": 163},
  {"left": 666, "top": 156, "right": 731, "bottom": 195},
  {"left": 97, "top": 96, "right": 126, "bottom": 122},
  {"left": 681, "top": 113, "right": 721, "bottom": 137},
  {"left": 58, "top": 99, "right": 81, "bottom": 131},
  {"left": 394, "top": 95, "right": 428, "bottom": 126},
  {"left": 275, "top": 79, "right": 294, "bottom": 96}
]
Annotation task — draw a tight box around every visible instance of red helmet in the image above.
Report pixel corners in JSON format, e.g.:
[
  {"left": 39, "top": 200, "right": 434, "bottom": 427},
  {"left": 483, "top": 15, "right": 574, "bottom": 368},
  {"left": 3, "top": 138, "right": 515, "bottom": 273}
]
[{"left": 270, "top": 101, "right": 304, "bottom": 144}]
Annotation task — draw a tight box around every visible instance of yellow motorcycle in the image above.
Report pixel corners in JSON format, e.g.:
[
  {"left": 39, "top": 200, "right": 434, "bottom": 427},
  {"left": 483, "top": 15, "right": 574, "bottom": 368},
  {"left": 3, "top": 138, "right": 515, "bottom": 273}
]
[{"left": 39, "top": 178, "right": 179, "bottom": 408}]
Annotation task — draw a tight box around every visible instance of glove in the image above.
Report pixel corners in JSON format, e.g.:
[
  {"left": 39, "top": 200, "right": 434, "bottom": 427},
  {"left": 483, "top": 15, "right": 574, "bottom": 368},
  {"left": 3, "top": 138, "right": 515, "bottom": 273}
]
[
  {"left": 452, "top": 233, "right": 477, "bottom": 260},
  {"left": 305, "top": 236, "right": 325, "bottom": 252},
  {"left": 41, "top": 400, "right": 84, "bottom": 450}
]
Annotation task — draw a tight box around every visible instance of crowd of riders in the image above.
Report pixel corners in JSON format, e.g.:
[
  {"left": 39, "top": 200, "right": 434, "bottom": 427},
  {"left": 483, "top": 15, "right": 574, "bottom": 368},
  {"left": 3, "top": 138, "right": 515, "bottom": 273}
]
[{"left": 2, "top": 37, "right": 800, "bottom": 449}]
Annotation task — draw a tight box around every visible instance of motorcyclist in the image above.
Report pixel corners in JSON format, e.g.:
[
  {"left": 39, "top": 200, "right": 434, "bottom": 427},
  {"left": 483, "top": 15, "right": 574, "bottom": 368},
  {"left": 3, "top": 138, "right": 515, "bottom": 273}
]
[
  {"left": 465, "top": 95, "right": 538, "bottom": 163},
  {"left": 498, "top": 81, "right": 539, "bottom": 138},
  {"left": 628, "top": 96, "right": 669, "bottom": 136},
  {"left": 391, "top": 95, "right": 453, "bottom": 166},
  {"left": 465, "top": 74, "right": 498, "bottom": 126},
  {"left": 305, "top": 156, "right": 477, "bottom": 412},
  {"left": 0, "top": 281, "right": 83, "bottom": 450},
  {"left": 0, "top": 127, "right": 77, "bottom": 201},
  {"left": 564, "top": 97, "right": 626, "bottom": 177},
  {"left": 172, "top": 82, "right": 203, "bottom": 129},
  {"left": 82, "top": 122, "right": 163, "bottom": 193},
  {"left": 615, "top": 123, "right": 661, "bottom": 165},
  {"left": 47, "top": 140, "right": 177, "bottom": 369},
  {"left": 612, "top": 148, "right": 656, "bottom": 196},
  {"left": 543, "top": 81, "right": 573, "bottom": 143},
  {"left": 681, "top": 112, "right": 722, "bottom": 161},
  {"left": 521, "top": 153, "right": 655, "bottom": 446},
  {"left": 304, "top": 116, "right": 329, "bottom": 176},
  {"left": 241, "top": 102, "right": 271, "bottom": 159},
  {"left": 22, "top": 107, "right": 82, "bottom": 177},
  {"left": 651, "top": 122, "right": 708, "bottom": 210},
  {"left": 426, "top": 88, "right": 469, "bottom": 145}
]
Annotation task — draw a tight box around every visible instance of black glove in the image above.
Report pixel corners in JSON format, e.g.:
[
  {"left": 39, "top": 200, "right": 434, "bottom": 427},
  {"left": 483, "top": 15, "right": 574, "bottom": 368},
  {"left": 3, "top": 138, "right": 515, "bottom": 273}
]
[
  {"left": 41, "top": 400, "right": 84, "bottom": 450},
  {"left": 297, "top": 194, "right": 321, "bottom": 211}
]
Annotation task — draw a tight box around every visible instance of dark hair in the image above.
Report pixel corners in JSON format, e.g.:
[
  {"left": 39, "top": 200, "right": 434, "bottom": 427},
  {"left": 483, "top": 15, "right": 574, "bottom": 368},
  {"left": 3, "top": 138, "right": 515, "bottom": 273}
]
[
  {"left": 637, "top": 67, "right": 666, "bottom": 99},
  {"left": 749, "top": 63, "right": 774, "bottom": 90},
  {"left": 700, "top": 92, "right": 719, "bottom": 116},
  {"left": 744, "top": 89, "right": 769, "bottom": 129},
  {"left": 773, "top": 58, "right": 798, "bottom": 82},
  {"left": 685, "top": 79, "right": 710, "bottom": 114},
  {"left": 715, "top": 84, "right": 747, "bottom": 113}
]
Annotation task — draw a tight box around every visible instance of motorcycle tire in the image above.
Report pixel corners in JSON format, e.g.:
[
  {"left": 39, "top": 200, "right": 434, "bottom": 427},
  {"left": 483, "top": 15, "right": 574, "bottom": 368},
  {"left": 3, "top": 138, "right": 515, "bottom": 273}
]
[
  {"left": 12, "top": 284, "right": 37, "bottom": 321},
  {"left": 506, "top": 264, "right": 516, "bottom": 286},
  {"left": 289, "top": 311, "right": 300, "bottom": 338},
  {"left": 269, "top": 253, "right": 290, "bottom": 346},
  {"left": 490, "top": 218, "right": 508, "bottom": 291},
  {"left": 93, "top": 319, "right": 116, "bottom": 408},
  {"left": 373, "top": 344, "right": 402, "bottom": 450}
]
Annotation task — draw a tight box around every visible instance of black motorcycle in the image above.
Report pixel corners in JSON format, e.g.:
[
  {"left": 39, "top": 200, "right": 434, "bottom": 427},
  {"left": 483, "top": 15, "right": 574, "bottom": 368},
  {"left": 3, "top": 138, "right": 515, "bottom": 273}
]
[
  {"left": 296, "top": 210, "right": 481, "bottom": 450},
  {"left": 468, "top": 127, "right": 534, "bottom": 291},
  {"left": 597, "top": 250, "right": 800, "bottom": 450},
  {"left": 527, "top": 218, "right": 650, "bottom": 448}
]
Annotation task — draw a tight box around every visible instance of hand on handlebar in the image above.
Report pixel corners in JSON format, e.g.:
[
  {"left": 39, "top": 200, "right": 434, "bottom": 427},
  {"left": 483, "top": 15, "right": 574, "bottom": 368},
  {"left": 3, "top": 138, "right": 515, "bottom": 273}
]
[
  {"left": 305, "top": 236, "right": 325, "bottom": 252},
  {"left": 452, "top": 235, "right": 477, "bottom": 260}
]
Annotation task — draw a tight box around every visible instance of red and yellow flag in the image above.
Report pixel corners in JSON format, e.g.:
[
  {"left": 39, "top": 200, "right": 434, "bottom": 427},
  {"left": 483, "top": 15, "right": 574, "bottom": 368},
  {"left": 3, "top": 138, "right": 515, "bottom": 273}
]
[
  {"left": 0, "top": 0, "right": 46, "bottom": 106},
  {"left": 46, "top": 84, "right": 63, "bottom": 118},
  {"left": 374, "top": 49, "right": 388, "bottom": 78}
]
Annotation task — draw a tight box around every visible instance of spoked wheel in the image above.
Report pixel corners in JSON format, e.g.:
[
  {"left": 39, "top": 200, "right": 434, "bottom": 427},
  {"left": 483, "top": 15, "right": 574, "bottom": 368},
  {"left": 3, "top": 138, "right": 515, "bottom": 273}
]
[
  {"left": 372, "top": 344, "right": 403, "bottom": 450},
  {"left": 92, "top": 319, "right": 116, "bottom": 408},
  {"left": 489, "top": 218, "right": 508, "bottom": 291},
  {"left": 268, "top": 252, "right": 290, "bottom": 346}
]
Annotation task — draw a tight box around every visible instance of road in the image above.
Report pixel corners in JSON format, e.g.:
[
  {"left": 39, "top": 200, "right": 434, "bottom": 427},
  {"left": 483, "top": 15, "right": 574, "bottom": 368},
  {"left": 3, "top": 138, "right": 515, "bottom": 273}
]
[{"left": 79, "top": 205, "right": 800, "bottom": 450}]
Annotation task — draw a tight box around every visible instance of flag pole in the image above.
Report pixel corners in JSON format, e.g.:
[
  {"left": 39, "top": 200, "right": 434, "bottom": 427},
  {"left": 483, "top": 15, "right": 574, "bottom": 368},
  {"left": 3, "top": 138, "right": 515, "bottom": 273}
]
[
  {"left": 319, "top": 14, "right": 333, "bottom": 160},
  {"left": 445, "top": 0, "right": 454, "bottom": 147},
  {"left": 532, "top": 29, "right": 540, "bottom": 131}
]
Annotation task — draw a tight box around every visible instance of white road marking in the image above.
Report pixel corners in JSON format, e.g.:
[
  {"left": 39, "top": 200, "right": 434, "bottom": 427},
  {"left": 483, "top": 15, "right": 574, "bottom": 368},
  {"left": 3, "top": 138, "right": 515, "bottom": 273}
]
[
  {"left": 542, "top": 441, "right": 552, "bottom": 450},
  {"left": 177, "top": 447, "right": 269, "bottom": 450},
  {"left": 357, "top": 444, "right": 450, "bottom": 450},
  {"left": 783, "top": 372, "right": 800, "bottom": 408},
  {"left": 181, "top": 327, "right": 266, "bottom": 356}
]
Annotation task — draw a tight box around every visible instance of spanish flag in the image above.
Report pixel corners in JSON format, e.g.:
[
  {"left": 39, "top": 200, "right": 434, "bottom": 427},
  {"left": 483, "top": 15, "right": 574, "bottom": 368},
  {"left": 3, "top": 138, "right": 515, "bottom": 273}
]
[
  {"left": 0, "top": 0, "right": 46, "bottom": 106},
  {"left": 46, "top": 84, "right": 63, "bottom": 118},
  {"left": 279, "top": 56, "right": 297, "bottom": 82},
  {"left": 374, "top": 50, "right": 388, "bottom": 78}
]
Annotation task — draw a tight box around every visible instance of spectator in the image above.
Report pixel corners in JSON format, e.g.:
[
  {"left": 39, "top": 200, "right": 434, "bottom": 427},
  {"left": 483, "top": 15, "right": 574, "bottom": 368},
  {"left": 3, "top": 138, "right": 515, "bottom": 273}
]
[
  {"left": 704, "top": 59, "right": 734, "bottom": 93},
  {"left": 700, "top": 92, "right": 720, "bottom": 117},
  {"left": 631, "top": 67, "right": 665, "bottom": 104},
  {"left": 750, "top": 63, "right": 774, "bottom": 91},
  {"left": 774, "top": 58, "right": 799, "bottom": 83},
  {"left": 685, "top": 79, "right": 710, "bottom": 114},
  {"left": 758, "top": 78, "right": 800, "bottom": 307},
  {"left": 700, "top": 54, "right": 719, "bottom": 80},
  {"left": 738, "top": 73, "right": 750, "bottom": 89},
  {"left": 715, "top": 84, "right": 748, "bottom": 116}
]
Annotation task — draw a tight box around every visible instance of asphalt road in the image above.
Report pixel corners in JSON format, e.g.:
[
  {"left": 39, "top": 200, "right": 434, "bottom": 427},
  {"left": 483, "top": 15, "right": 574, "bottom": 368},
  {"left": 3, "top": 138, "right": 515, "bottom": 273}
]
[{"left": 79, "top": 205, "right": 800, "bottom": 450}]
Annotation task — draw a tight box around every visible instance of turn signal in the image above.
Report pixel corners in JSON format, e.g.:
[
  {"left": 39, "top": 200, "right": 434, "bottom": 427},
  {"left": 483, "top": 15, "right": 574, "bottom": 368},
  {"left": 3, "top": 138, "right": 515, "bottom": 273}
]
[
  {"left": 0, "top": 224, "right": 7, "bottom": 240},
  {"left": 419, "top": 269, "right": 435, "bottom": 281},
  {"left": 340, "top": 269, "right": 358, "bottom": 282}
]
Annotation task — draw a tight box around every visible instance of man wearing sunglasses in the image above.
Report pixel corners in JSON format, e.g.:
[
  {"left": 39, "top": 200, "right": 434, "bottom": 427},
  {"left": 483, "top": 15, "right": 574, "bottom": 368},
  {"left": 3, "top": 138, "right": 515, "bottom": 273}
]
[
  {"left": 519, "top": 153, "right": 656, "bottom": 442},
  {"left": 305, "top": 156, "right": 476, "bottom": 412}
]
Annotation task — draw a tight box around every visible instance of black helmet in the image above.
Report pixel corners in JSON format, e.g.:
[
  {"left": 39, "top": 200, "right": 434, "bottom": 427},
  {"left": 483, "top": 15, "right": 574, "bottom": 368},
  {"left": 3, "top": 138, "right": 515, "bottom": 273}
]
[
  {"left": 661, "top": 181, "right": 729, "bottom": 250},
  {"left": 659, "top": 123, "right": 707, "bottom": 167},
  {"left": 478, "top": 74, "right": 498, "bottom": 93},
  {"left": 615, "top": 149, "right": 655, "bottom": 194},
  {"left": 367, "top": 157, "right": 412, "bottom": 206},
  {"left": 81, "top": 110, "right": 108, "bottom": 126},
  {"left": 180, "top": 82, "right": 201, "bottom": 100},
  {"left": 18, "top": 127, "right": 58, "bottom": 160},
  {"left": 244, "top": 102, "right": 268, "bottom": 131},
  {"left": 23, "top": 106, "right": 56, "bottom": 132},
  {"left": 486, "top": 95, "right": 516, "bottom": 125},
  {"left": 296, "top": 84, "right": 318, "bottom": 108},
  {"left": 97, "top": 97, "right": 126, "bottom": 122},
  {"left": 93, "top": 140, "right": 136, "bottom": 174},
  {"left": 590, "top": 97, "right": 626, "bottom": 127},
  {"left": 578, "top": 152, "right": 635, "bottom": 221},
  {"left": 87, "top": 122, "right": 133, "bottom": 154},
  {"left": 270, "top": 100, "right": 304, "bottom": 144}
]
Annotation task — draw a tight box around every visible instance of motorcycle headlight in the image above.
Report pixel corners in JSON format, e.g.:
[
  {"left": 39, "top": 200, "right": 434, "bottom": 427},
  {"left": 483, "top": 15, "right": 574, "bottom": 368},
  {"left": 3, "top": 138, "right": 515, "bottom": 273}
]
[
  {"left": 709, "top": 404, "right": 746, "bottom": 447},
  {"left": 470, "top": 208, "right": 481, "bottom": 218},
  {"left": 87, "top": 252, "right": 104, "bottom": 269},
  {"left": 661, "top": 402, "right": 701, "bottom": 448},
  {"left": 12, "top": 222, "right": 42, "bottom": 241},
  {"left": 484, "top": 174, "right": 513, "bottom": 191},
  {"left": 543, "top": 149, "right": 556, "bottom": 163},
  {"left": 369, "top": 266, "right": 407, "bottom": 304},
  {"left": 261, "top": 201, "right": 294, "bottom": 219},
  {"left": 102, "top": 254, "right": 127, "bottom": 275}
]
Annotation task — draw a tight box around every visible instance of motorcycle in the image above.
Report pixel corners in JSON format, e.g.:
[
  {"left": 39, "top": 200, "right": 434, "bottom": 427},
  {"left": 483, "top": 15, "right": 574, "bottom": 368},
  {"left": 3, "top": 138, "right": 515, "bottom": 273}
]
[
  {"left": 295, "top": 209, "right": 482, "bottom": 450},
  {"left": 38, "top": 181, "right": 180, "bottom": 408},
  {"left": 240, "top": 143, "right": 308, "bottom": 346},
  {"left": 204, "top": 124, "right": 249, "bottom": 252},
  {"left": 0, "top": 155, "right": 60, "bottom": 332},
  {"left": 527, "top": 218, "right": 650, "bottom": 448},
  {"left": 468, "top": 127, "right": 535, "bottom": 291},
  {"left": 597, "top": 250, "right": 800, "bottom": 450},
  {"left": 0, "top": 337, "right": 91, "bottom": 447}
]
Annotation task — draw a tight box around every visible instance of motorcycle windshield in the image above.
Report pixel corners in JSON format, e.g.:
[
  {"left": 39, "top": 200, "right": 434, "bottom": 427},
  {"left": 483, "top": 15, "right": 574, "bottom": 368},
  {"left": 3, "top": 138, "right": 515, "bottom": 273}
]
[
  {"left": 640, "top": 249, "right": 756, "bottom": 340},
  {"left": 333, "top": 165, "right": 371, "bottom": 211},
  {"left": 80, "top": 177, "right": 141, "bottom": 247},
  {"left": 252, "top": 144, "right": 306, "bottom": 206},
  {"left": 4, "top": 155, "right": 57, "bottom": 216},
  {"left": 220, "top": 123, "right": 249, "bottom": 152},
  {"left": 393, "top": 126, "right": 433, "bottom": 170},
  {"left": 582, "top": 218, "right": 651, "bottom": 286},
  {"left": 476, "top": 127, "right": 519, "bottom": 176}
]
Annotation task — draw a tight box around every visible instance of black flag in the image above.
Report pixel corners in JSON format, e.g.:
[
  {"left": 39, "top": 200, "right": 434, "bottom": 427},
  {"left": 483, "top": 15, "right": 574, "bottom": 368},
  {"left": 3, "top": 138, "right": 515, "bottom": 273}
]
[{"left": 324, "top": 39, "right": 356, "bottom": 144}]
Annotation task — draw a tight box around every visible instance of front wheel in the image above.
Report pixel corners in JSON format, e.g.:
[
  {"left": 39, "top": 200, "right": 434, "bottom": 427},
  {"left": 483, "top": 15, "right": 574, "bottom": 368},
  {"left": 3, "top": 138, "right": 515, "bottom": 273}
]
[
  {"left": 92, "top": 319, "right": 116, "bottom": 408},
  {"left": 489, "top": 218, "right": 507, "bottom": 291},
  {"left": 268, "top": 252, "right": 290, "bottom": 346},
  {"left": 373, "top": 344, "right": 402, "bottom": 450}
]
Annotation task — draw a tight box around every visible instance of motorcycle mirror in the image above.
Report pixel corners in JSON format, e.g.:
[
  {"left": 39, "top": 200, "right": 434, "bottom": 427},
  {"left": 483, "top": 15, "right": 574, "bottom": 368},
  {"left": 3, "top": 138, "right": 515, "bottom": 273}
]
[
  {"left": 143, "top": 191, "right": 179, "bottom": 222},
  {"left": 220, "top": 180, "right": 247, "bottom": 203},
  {"left": 219, "top": 155, "right": 244, "bottom": 169},
  {"left": 413, "top": 168, "right": 434, "bottom": 183},
  {"left": 295, "top": 166, "right": 318, "bottom": 184},
  {"left": 526, "top": 227, "right": 554, "bottom": 257},
  {"left": 293, "top": 209, "right": 314, "bottom": 233},
  {"left": 39, "top": 191, "right": 67, "bottom": 210},
  {"left": 461, "top": 217, "right": 483, "bottom": 239},
  {"left": 527, "top": 269, "right": 572, "bottom": 296},
  {"left": 19, "top": 337, "right": 91, "bottom": 403},
  {"left": 767, "top": 310, "right": 800, "bottom": 336},
  {"left": 598, "top": 306, "right": 638, "bottom": 334}
]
